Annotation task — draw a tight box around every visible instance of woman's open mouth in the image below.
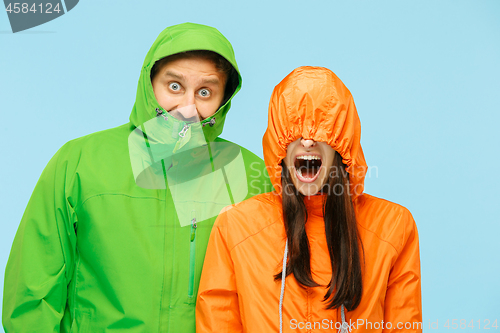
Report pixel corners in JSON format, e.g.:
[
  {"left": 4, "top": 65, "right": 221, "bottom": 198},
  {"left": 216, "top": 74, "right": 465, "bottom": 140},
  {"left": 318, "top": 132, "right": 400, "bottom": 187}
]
[{"left": 294, "top": 154, "right": 322, "bottom": 183}]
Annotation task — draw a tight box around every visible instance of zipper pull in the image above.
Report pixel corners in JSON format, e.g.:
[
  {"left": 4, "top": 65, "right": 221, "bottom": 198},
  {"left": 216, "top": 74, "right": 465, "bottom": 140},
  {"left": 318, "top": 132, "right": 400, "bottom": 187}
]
[
  {"left": 190, "top": 218, "right": 197, "bottom": 242},
  {"left": 179, "top": 124, "right": 190, "bottom": 137},
  {"left": 173, "top": 123, "right": 191, "bottom": 153}
]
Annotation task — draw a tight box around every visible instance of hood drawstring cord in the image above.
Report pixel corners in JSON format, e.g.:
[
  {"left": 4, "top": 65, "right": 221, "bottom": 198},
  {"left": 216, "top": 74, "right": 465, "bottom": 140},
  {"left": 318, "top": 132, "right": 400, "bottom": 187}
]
[
  {"left": 279, "top": 239, "right": 288, "bottom": 333},
  {"left": 202, "top": 117, "right": 216, "bottom": 127},
  {"left": 278, "top": 239, "right": 350, "bottom": 333},
  {"left": 155, "top": 108, "right": 168, "bottom": 121},
  {"left": 339, "top": 304, "right": 350, "bottom": 333}
]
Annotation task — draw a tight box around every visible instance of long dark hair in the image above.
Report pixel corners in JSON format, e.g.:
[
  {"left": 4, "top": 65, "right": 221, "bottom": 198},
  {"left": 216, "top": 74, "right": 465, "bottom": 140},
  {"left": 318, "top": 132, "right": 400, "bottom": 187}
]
[{"left": 275, "top": 151, "right": 364, "bottom": 311}]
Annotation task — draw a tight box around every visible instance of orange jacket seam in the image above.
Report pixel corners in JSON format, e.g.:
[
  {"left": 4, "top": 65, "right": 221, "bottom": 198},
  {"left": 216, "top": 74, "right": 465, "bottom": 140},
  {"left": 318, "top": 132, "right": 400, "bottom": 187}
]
[{"left": 228, "top": 218, "right": 282, "bottom": 253}]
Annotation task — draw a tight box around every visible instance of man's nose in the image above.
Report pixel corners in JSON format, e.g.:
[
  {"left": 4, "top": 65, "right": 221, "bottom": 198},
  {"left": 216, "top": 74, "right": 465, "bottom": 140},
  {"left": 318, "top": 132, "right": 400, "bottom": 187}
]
[
  {"left": 179, "top": 91, "right": 196, "bottom": 108},
  {"left": 174, "top": 92, "right": 198, "bottom": 119},
  {"left": 301, "top": 138, "right": 316, "bottom": 148},
  {"left": 173, "top": 104, "right": 198, "bottom": 120}
]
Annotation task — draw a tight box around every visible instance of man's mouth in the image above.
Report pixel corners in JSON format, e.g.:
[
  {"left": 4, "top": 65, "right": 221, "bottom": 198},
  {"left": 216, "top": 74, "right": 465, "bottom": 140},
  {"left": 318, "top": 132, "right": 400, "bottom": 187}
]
[{"left": 294, "top": 154, "right": 322, "bottom": 183}]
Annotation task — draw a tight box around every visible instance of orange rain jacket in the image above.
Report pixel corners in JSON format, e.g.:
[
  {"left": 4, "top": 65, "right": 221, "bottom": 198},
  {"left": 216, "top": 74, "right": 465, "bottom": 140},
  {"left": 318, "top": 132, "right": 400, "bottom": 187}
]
[{"left": 196, "top": 67, "right": 422, "bottom": 332}]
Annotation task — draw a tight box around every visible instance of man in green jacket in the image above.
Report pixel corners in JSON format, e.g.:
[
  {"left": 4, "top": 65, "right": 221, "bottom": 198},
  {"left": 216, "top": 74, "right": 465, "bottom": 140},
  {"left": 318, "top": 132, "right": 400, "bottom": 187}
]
[{"left": 3, "top": 23, "right": 271, "bottom": 332}]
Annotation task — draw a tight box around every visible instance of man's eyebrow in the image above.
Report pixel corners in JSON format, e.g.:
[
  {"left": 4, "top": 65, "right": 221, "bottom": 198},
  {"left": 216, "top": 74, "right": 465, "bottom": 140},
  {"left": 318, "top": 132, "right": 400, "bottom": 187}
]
[
  {"left": 164, "top": 70, "right": 185, "bottom": 81},
  {"left": 201, "top": 77, "right": 221, "bottom": 85},
  {"left": 163, "top": 71, "right": 220, "bottom": 85}
]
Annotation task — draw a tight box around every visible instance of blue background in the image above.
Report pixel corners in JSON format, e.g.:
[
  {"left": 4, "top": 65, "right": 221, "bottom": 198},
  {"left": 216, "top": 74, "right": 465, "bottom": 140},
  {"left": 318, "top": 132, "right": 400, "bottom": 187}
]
[{"left": 1, "top": 0, "right": 499, "bottom": 331}]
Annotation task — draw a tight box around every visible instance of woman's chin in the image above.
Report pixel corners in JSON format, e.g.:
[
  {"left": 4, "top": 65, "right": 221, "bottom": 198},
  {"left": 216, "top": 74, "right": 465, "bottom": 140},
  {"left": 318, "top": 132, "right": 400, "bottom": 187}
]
[
  {"left": 298, "top": 189, "right": 319, "bottom": 196},
  {"left": 295, "top": 181, "right": 323, "bottom": 196}
]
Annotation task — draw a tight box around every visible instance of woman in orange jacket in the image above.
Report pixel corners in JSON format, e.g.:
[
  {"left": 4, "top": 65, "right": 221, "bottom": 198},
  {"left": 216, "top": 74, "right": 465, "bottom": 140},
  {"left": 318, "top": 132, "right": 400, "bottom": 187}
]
[{"left": 196, "top": 67, "right": 422, "bottom": 332}]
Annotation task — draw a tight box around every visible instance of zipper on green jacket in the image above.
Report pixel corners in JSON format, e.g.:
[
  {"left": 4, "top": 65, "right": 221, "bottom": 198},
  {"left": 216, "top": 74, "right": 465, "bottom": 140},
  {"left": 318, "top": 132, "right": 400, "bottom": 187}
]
[{"left": 188, "top": 216, "right": 197, "bottom": 298}]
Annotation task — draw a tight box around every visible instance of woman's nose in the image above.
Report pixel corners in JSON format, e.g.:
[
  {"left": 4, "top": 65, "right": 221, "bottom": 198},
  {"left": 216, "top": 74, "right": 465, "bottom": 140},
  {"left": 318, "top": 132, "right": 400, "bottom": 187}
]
[{"left": 301, "top": 138, "right": 316, "bottom": 148}]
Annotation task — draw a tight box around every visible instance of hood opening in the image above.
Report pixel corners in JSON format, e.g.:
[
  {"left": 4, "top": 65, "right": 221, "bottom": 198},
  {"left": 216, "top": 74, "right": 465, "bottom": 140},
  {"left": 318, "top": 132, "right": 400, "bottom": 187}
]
[
  {"left": 150, "top": 50, "right": 240, "bottom": 101},
  {"left": 148, "top": 49, "right": 241, "bottom": 125}
]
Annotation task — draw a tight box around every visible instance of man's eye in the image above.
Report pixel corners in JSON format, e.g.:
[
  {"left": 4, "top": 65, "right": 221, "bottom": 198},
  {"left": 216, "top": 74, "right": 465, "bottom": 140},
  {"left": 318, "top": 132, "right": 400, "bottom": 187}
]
[
  {"left": 198, "top": 89, "right": 210, "bottom": 97},
  {"left": 169, "top": 82, "right": 181, "bottom": 91}
]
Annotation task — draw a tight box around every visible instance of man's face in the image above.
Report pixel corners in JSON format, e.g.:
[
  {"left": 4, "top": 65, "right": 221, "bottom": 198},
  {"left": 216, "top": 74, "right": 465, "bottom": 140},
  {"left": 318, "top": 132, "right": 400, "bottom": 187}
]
[
  {"left": 151, "top": 57, "right": 227, "bottom": 121},
  {"left": 283, "top": 138, "right": 336, "bottom": 196}
]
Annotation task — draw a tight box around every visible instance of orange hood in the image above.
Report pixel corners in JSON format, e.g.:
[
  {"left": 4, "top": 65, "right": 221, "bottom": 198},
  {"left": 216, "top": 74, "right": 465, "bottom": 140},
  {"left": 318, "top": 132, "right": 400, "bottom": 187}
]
[{"left": 262, "top": 66, "right": 368, "bottom": 199}]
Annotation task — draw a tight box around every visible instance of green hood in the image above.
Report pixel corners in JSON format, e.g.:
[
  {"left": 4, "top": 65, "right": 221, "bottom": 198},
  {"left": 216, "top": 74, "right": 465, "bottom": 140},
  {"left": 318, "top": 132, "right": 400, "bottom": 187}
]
[{"left": 129, "top": 22, "right": 241, "bottom": 142}]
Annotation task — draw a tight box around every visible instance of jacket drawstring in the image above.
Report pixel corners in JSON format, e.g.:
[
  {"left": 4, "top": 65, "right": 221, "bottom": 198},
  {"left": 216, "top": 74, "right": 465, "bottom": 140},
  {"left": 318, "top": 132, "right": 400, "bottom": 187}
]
[
  {"left": 279, "top": 239, "right": 288, "bottom": 333},
  {"left": 340, "top": 304, "right": 350, "bottom": 332},
  {"left": 279, "top": 239, "right": 350, "bottom": 333}
]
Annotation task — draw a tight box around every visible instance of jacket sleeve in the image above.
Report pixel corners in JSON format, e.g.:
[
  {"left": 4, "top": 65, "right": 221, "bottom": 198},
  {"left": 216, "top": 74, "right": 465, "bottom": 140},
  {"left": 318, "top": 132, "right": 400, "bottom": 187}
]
[
  {"left": 2, "top": 147, "right": 76, "bottom": 332},
  {"left": 383, "top": 209, "right": 422, "bottom": 332},
  {"left": 196, "top": 211, "right": 243, "bottom": 333}
]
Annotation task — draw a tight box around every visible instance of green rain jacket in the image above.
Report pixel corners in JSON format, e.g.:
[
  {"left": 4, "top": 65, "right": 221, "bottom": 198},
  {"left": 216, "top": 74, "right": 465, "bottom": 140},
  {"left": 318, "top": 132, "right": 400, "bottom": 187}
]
[{"left": 3, "top": 23, "right": 271, "bottom": 332}]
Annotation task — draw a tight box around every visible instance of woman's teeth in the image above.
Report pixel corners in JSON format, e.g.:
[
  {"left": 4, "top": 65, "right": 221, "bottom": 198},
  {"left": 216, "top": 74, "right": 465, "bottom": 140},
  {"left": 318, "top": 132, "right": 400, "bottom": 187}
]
[{"left": 296, "top": 155, "right": 321, "bottom": 161}]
